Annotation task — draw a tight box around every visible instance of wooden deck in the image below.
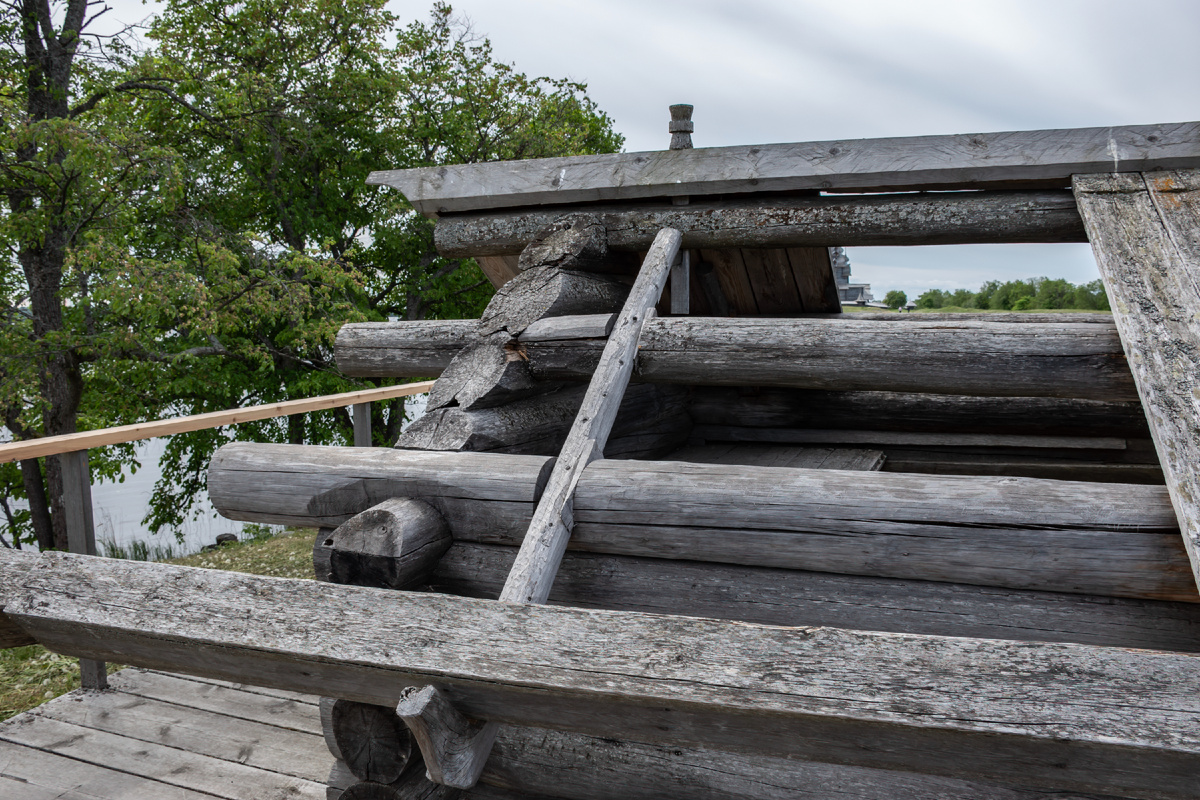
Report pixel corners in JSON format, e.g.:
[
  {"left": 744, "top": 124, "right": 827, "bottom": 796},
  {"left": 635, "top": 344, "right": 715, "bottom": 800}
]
[{"left": 0, "top": 668, "right": 328, "bottom": 799}]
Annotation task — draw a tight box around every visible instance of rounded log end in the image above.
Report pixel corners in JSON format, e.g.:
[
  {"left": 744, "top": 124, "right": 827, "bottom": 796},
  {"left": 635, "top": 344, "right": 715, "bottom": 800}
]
[{"left": 328, "top": 498, "right": 452, "bottom": 590}]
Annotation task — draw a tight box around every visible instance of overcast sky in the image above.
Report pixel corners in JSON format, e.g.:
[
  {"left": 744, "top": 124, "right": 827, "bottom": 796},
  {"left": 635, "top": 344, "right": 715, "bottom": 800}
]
[{"left": 105, "top": 0, "right": 1200, "bottom": 298}]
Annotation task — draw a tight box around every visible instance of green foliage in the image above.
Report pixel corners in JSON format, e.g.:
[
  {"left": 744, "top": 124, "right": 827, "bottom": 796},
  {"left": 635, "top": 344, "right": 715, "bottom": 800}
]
[
  {"left": 912, "top": 277, "right": 1110, "bottom": 313},
  {"left": 0, "top": 1, "right": 623, "bottom": 546},
  {"left": 883, "top": 290, "right": 907, "bottom": 309}
]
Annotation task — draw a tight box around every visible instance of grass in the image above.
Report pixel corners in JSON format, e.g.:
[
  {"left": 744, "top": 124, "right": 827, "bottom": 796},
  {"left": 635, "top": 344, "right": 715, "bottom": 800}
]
[{"left": 0, "top": 527, "right": 316, "bottom": 722}]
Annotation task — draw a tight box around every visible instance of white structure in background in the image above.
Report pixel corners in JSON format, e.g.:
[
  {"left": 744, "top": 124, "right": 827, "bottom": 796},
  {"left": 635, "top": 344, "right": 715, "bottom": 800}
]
[{"left": 830, "top": 246, "right": 873, "bottom": 304}]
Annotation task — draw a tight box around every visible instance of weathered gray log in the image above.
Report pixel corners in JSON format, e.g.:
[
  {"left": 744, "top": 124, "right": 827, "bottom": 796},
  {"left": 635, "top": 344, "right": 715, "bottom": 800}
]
[
  {"left": 335, "top": 313, "right": 1123, "bottom": 382},
  {"left": 569, "top": 460, "right": 1191, "bottom": 601},
  {"left": 516, "top": 216, "right": 615, "bottom": 273},
  {"left": 397, "top": 383, "right": 690, "bottom": 459},
  {"left": 477, "top": 265, "right": 628, "bottom": 337},
  {"left": 630, "top": 317, "right": 1135, "bottom": 400},
  {"left": 433, "top": 542, "right": 1200, "bottom": 653},
  {"left": 335, "top": 321, "right": 476, "bottom": 378},
  {"left": 398, "top": 686, "right": 495, "bottom": 789},
  {"left": 480, "top": 724, "right": 1131, "bottom": 800},
  {"left": 7, "top": 548, "right": 1200, "bottom": 800},
  {"left": 323, "top": 498, "right": 451, "bottom": 590},
  {"left": 208, "top": 444, "right": 1190, "bottom": 601},
  {"left": 368, "top": 121, "right": 1200, "bottom": 215},
  {"left": 434, "top": 190, "right": 1088, "bottom": 257},
  {"left": 501, "top": 228, "right": 683, "bottom": 605},
  {"left": 319, "top": 697, "right": 414, "bottom": 784},
  {"left": 1075, "top": 170, "right": 1200, "bottom": 594},
  {"left": 209, "top": 443, "right": 553, "bottom": 532},
  {"left": 687, "top": 388, "right": 1150, "bottom": 437},
  {"left": 330, "top": 720, "right": 1120, "bottom": 800},
  {"left": 423, "top": 333, "right": 544, "bottom": 412}
]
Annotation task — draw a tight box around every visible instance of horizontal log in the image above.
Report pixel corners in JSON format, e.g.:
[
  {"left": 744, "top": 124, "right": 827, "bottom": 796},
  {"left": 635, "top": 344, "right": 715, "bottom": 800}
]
[
  {"left": 687, "top": 388, "right": 1150, "bottom": 437},
  {"left": 568, "top": 460, "right": 1191, "bottom": 601},
  {"left": 397, "top": 384, "right": 690, "bottom": 458},
  {"left": 367, "top": 120, "right": 1200, "bottom": 214},
  {"left": 335, "top": 321, "right": 475, "bottom": 378},
  {"left": 631, "top": 317, "right": 1135, "bottom": 400},
  {"left": 209, "top": 445, "right": 1191, "bottom": 601},
  {"left": 6, "top": 548, "right": 1200, "bottom": 799},
  {"left": 433, "top": 190, "right": 1088, "bottom": 258},
  {"left": 331, "top": 725, "right": 1129, "bottom": 800},
  {"left": 479, "top": 724, "right": 1144, "bottom": 800},
  {"left": 335, "top": 316, "right": 1133, "bottom": 402},
  {"left": 434, "top": 542, "right": 1200, "bottom": 653},
  {"left": 209, "top": 443, "right": 553, "bottom": 533}
]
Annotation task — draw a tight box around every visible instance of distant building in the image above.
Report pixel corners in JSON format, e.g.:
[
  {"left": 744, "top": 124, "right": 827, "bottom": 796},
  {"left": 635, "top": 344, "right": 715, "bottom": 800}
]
[{"left": 830, "top": 247, "right": 873, "bottom": 304}]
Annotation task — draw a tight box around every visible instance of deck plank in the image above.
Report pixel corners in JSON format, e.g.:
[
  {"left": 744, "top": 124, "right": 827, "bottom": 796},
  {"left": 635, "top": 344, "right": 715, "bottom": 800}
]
[
  {"left": 0, "top": 739, "right": 217, "bottom": 799},
  {"left": 108, "top": 669, "right": 323, "bottom": 734},
  {"left": 33, "top": 685, "right": 329, "bottom": 783},
  {"left": 0, "top": 714, "right": 324, "bottom": 799}
]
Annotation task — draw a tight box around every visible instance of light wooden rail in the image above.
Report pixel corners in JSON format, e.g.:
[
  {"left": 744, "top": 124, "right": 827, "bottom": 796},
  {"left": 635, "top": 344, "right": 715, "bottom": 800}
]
[{"left": 0, "top": 381, "right": 434, "bottom": 464}]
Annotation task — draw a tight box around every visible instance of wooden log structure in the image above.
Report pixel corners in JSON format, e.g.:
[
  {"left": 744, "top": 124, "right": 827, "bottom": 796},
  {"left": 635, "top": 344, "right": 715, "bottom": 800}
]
[
  {"left": 337, "top": 314, "right": 1135, "bottom": 401},
  {"left": 208, "top": 443, "right": 1192, "bottom": 602},
  {"left": 4, "top": 548, "right": 1200, "bottom": 800},
  {"left": 433, "top": 189, "right": 1089, "bottom": 258}
]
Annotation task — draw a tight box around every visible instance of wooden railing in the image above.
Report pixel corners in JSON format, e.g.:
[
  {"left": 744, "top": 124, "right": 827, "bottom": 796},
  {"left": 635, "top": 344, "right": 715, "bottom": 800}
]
[{"left": 0, "top": 380, "right": 433, "bottom": 686}]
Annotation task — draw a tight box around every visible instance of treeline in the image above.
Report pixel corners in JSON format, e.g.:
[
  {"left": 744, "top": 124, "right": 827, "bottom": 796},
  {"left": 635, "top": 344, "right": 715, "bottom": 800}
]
[
  {"left": 914, "top": 278, "right": 1111, "bottom": 311},
  {"left": 1, "top": 1, "right": 622, "bottom": 550}
]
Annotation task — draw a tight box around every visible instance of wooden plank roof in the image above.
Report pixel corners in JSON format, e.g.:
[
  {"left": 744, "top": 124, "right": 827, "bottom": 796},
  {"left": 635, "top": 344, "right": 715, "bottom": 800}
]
[{"left": 369, "top": 121, "right": 1200, "bottom": 215}]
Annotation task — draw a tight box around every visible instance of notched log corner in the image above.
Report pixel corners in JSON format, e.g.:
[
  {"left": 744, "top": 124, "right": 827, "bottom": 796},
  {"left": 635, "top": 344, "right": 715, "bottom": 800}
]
[
  {"left": 517, "top": 215, "right": 613, "bottom": 273},
  {"left": 317, "top": 498, "right": 452, "bottom": 590}
]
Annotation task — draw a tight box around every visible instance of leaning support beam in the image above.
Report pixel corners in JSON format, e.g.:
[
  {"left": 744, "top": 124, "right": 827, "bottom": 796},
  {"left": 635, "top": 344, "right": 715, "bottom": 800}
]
[
  {"left": 4, "top": 548, "right": 1200, "bottom": 800},
  {"left": 1074, "top": 170, "right": 1200, "bottom": 594},
  {"left": 501, "top": 228, "right": 682, "bottom": 604},
  {"left": 433, "top": 190, "right": 1087, "bottom": 258},
  {"left": 368, "top": 121, "right": 1200, "bottom": 215},
  {"left": 208, "top": 445, "right": 1193, "bottom": 602},
  {"left": 339, "top": 316, "right": 1136, "bottom": 401},
  {"left": 414, "top": 228, "right": 681, "bottom": 788}
]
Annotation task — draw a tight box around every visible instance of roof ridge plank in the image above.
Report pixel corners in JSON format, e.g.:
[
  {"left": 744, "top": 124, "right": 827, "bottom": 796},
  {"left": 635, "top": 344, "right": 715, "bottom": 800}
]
[{"left": 368, "top": 121, "right": 1200, "bottom": 215}]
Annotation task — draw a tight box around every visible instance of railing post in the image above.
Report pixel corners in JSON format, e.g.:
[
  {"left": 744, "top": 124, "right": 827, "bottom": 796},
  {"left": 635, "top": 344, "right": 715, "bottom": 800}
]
[
  {"left": 60, "top": 448, "right": 107, "bottom": 690},
  {"left": 353, "top": 402, "right": 372, "bottom": 447}
]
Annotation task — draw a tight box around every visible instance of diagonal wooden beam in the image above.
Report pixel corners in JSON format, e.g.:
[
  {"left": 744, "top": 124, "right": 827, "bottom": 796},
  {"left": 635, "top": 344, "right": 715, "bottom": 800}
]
[
  {"left": 399, "top": 228, "right": 682, "bottom": 788},
  {"left": 1073, "top": 170, "right": 1200, "bottom": 592},
  {"left": 3, "top": 548, "right": 1200, "bottom": 800},
  {"left": 500, "top": 228, "right": 682, "bottom": 605}
]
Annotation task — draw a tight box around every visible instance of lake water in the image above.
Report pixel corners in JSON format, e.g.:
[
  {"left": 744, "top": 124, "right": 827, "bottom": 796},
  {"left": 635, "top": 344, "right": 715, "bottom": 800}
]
[{"left": 40, "top": 393, "right": 429, "bottom": 558}]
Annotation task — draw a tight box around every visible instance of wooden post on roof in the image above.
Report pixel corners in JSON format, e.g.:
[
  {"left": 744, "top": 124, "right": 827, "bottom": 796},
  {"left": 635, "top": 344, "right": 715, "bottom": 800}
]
[
  {"left": 1073, "top": 169, "right": 1200, "bottom": 593},
  {"left": 669, "top": 105, "right": 693, "bottom": 310}
]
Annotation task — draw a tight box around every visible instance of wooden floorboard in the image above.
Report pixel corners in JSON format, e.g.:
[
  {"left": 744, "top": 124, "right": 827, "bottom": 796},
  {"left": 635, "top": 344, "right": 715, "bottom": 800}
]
[{"left": 0, "top": 668, "right": 330, "bottom": 800}]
